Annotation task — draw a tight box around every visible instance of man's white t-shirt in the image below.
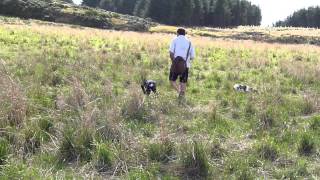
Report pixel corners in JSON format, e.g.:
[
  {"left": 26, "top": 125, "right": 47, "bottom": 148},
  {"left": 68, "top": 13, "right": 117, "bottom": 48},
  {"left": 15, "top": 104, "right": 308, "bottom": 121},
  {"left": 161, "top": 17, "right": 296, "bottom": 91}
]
[{"left": 169, "top": 35, "right": 195, "bottom": 68}]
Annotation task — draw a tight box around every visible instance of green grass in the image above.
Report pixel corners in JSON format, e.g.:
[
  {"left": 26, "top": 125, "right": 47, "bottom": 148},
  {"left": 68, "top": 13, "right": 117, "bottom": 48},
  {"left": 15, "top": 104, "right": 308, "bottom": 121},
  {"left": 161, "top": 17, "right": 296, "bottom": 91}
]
[
  {"left": 0, "top": 16, "right": 319, "bottom": 179},
  {"left": 0, "top": 138, "right": 9, "bottom": 165}
]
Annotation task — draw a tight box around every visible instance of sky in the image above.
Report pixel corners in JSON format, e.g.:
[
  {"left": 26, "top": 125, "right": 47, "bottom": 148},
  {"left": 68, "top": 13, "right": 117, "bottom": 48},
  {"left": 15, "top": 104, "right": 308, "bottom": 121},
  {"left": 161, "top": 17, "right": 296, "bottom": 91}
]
[
  {"left": 73, "top": 0, "right": 320, "bottom": 26},
  {"left": 73, "top": 0, "right": 81, "bottom": 5}
]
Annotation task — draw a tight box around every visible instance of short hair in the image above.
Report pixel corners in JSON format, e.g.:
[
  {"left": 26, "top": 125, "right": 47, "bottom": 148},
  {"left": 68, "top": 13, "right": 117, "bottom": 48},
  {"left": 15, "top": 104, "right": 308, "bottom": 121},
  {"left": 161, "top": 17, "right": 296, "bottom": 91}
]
[{"left": 177, "top": 28, "right": 186, "bottom": 35}]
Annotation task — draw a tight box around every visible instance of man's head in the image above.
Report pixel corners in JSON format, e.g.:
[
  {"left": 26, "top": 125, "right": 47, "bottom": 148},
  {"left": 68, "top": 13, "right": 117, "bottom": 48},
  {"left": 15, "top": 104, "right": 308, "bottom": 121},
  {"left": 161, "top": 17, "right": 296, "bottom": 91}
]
[{"left": 177, "top": 28, "right": 186, "bottom": 36}]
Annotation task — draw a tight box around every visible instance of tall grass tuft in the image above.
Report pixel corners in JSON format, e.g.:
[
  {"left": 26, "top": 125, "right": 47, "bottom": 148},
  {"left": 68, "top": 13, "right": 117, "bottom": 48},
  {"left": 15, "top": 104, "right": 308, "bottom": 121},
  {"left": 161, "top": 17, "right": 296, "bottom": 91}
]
[
  {"left": 258, "top": 108, "right": 275, "bottom": 130},
  {"left": 59, "top": 127, "right": 94, "bottom": 163},
  {"left": 122, "top": 85, "right": 145, "bottom": 122},
  {"left": 96, "top": 118, "right": 122, "bottom": 142},
  {"left": 298, "top": 133, "right": 315, "bottom": 156},
  {"left": 224, "top": 155, "right": 255, "bottom": 179},
  {"left": 148, "top": 140, "right": 175, "bottom": 163},
  {"left": 181, "top": 142, "right": 209, "bottom": 178},
  {"left": 94, "top": 142, "right": 113, "bottom": 172},
  {"left": 210, "top": 141, "right": 225, "bottom": 159},
  {"left": 0, "top": 67, "right": 26, "bottom": 126},
  {"left": 59, "top": 127, "right": 77, "bottom": 162},
  {"left": 310, "top": 116, "right": 320, "bottom": 131},
  {"left": 0, "top": 138, "right": 9, "bottom": 165},
  {"left": 76, "top": 128, "right": 94, "bottom": 162},
  {"left": 23, "top": 127, "right": 41, "bottom": 154},
  {"left": 38, "top": 117, "right": 54, "bottom": 133},
  {"left": 301, "top": 93, "right": 318, "bottom": 115},
  {"left": 121, "top": 85, "right": 159, "bottom": 123},
  {"left": 256, "top": 143, "right": 278, "bottom": 161},
  {"left": 68, "top": 76, "right": 89, "bottom": 109}
]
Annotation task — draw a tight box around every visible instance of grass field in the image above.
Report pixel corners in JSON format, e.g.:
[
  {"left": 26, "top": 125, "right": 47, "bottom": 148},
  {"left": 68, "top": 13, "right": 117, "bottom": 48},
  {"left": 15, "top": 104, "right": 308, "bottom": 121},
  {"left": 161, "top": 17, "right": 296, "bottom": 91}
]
[
  {"left": 151, "top": 25, "right": 320, "bottom": 46},
  {"left": 0, "top": 16, "right": 320, "bottom": 179}
]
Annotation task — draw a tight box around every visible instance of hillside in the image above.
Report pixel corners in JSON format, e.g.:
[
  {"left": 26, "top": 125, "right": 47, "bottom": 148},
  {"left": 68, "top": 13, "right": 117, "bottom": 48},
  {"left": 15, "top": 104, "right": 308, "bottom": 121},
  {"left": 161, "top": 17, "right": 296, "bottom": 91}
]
[
  {"left": 0, "top": 16, "right": 319, "bottom": 179},
  {"left": 0, "top": 0, "right": 151, "bottom": 31}
]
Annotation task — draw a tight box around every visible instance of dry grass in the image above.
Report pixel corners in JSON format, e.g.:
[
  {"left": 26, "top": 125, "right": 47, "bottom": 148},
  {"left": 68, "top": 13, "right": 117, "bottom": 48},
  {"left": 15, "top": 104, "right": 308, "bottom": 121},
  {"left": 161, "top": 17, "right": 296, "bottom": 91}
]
[
  {"left": 280, "top": 60, "right": 320, "bottom": 84},
  {"left": 0, "top": 60, "right": 26, "bottom": 126},
  {"left": 1, "top": 17, "right": 320, "bottom": 179},
  {"left": 151, "top": 25, "right": 320, "bottom": 39},
  {"left": 2, "top": 23, "right": 320, "bottom": 56}
]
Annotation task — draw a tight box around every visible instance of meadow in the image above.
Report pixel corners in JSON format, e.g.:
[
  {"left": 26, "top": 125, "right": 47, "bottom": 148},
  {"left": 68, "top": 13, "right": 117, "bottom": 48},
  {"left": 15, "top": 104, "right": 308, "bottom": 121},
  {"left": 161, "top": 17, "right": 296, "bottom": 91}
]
[{"left": 0, "top": 16, "right": 320, "bottom": 179}]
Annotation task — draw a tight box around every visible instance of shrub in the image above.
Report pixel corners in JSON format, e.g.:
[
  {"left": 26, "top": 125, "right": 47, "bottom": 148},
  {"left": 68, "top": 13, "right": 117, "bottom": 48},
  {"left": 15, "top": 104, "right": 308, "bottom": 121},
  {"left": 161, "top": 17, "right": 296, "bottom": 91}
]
[
  {"left": 0, "top": 138, "right": 9, "bottom": 165},
  {"left": 181, "top": 142, "right": 209, "bottom": 178},
  {"left": 85, "top": 9, "right": 99, "bottom": 17},
  {"left": 94, "top": 143, "right": 113, "bottom": 172},
  {"left": 298, "top": 133, "right": 315, "bottom": 156},
  {"left": 148, "top": 140, "right": 175, "bottom": 163}
]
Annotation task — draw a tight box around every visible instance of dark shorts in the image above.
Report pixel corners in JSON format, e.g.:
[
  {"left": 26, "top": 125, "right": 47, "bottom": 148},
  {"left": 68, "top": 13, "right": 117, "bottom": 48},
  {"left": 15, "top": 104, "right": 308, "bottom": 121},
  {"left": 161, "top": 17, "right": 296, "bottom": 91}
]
[{"left": 169, "top": 68, "right": 189, "bottom": 83}]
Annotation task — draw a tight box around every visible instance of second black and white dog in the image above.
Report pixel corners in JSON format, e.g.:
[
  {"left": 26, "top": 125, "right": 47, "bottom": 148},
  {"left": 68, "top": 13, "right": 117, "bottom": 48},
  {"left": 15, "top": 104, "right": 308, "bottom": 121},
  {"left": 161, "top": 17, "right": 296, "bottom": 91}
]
[
  {"left": 233, "top": 84, "right": 256, "bottom": 93},
  {"left": 141, "top": 80, "right": 157, "bottom": 95}
]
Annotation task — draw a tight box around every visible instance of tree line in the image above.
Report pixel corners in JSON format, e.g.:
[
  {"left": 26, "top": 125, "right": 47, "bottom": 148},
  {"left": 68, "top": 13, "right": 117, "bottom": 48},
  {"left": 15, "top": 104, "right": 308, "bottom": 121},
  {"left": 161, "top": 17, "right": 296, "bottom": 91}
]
[
  {"left": 81, "top": 0, "right": 262, "bottom": 27},
  {"left": 275, "top": 6, "right": 320, "bottom": 28}
]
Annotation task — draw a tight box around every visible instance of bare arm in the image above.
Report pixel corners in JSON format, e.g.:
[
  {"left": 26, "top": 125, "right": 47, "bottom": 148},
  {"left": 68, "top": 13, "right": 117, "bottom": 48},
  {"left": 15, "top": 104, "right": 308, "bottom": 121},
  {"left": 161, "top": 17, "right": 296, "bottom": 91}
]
[
  {"left": 170, "top": 52, "right": 175, "bottom": 62},
  {"left": 190, "top": 44, "right": 195, "bottom": 61},
  {"left": 169, "top": 40, "right": 175, "bottom": 62}
]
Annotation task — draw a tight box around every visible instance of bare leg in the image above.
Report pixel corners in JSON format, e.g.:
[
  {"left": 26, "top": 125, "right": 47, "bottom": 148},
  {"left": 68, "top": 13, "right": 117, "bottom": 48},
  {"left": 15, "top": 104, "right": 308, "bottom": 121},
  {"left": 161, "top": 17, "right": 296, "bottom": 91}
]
[
  {"left": 179, "top": 83, "right": 186, "bottom": 96},
  {"left": 170, "top": 81, "right": 180, "bottom": 93}
]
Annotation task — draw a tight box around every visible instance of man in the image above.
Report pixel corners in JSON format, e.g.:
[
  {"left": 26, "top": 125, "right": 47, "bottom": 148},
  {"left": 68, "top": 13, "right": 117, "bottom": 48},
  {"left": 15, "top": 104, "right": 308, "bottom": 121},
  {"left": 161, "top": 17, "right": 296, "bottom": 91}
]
[{"left": 169, "top": 28, "right": 195, "bottom": 98}]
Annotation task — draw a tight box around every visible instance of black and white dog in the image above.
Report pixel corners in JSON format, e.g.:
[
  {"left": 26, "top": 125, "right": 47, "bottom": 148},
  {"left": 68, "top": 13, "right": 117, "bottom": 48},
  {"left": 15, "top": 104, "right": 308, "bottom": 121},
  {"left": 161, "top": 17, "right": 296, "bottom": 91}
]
[
  {"left": 141, "top": 80, "right": 157, "bottom": 95},
  {"left": 233, "top": 84, "right": 256, "bottom": 93}
]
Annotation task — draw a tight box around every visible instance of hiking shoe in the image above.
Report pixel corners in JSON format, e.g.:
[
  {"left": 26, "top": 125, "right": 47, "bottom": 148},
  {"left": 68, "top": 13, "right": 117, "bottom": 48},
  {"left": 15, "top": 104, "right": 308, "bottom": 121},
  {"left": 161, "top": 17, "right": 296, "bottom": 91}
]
[
  {"left": 179, "top": 91, "right": 185, "bottom": 97},
  {"left": 178, "top": 92, "right": 186, "bottom": 104}
]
